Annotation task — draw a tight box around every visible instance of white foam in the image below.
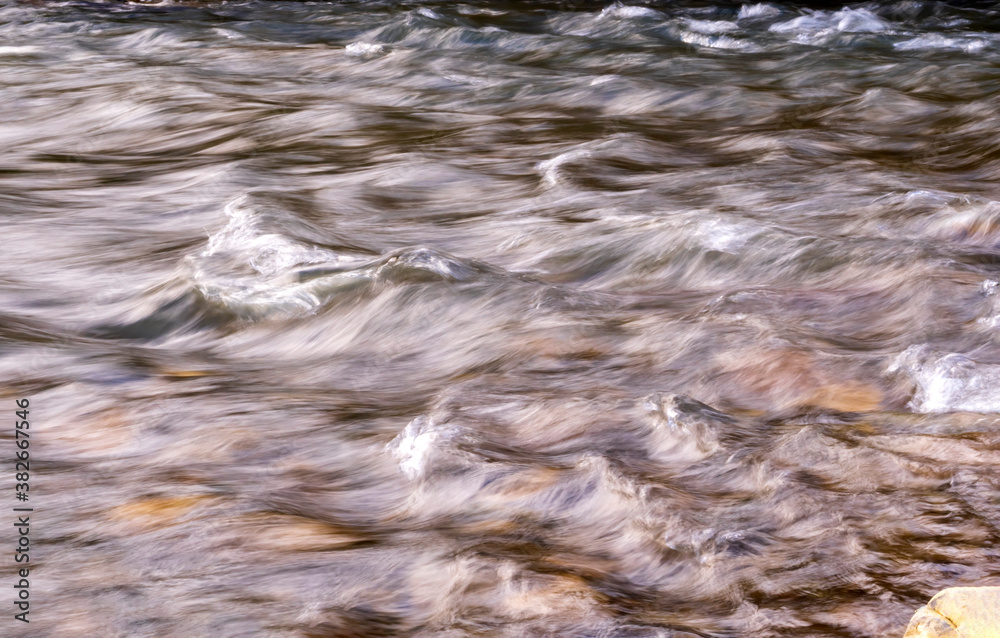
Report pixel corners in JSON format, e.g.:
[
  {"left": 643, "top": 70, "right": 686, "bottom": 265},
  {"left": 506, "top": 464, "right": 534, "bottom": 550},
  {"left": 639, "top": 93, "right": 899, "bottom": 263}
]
[
  {"left": 891, "top": 346, "right": 1000, "bottom": 413},
  {"left": 903, "top": 189, "right": 956, "bottom": 206},
  {"left": 416, "top": 7, "right": 445, "bottom": 20},
  {"left": 589, "top": 74, "right": 620, "bottom": 86},
  {"left": 977, "top": 280, "right": 1000, "bottom": 328},
  {"left": 684, "top": 19, "right": 739, "bottom": 35},
  {"left": 643, "top": 393, "right": 722, "bottom": 461},
  {"left": 598, "top": 4, "right": 661, "bottom": 20},
  {"left": 0, "top": 46, "right": 39, "bottom": 56},
  {"left": 738, "top": 4, "right": 780, "bottom": 20},
  {"left": 535, "top": 135, "right": 642, "bottom": 187},
  {"left": 895, "top": 34, "right": 988, "bottom": 53},
  {"left": 192, "top": 199, "right": 485, "bottom": 317},
  {"left": 770, "top": 8, "right": 889, "bottom": 34},
  {"left": 202, "top": 197, "right": 336, "bottom": 277},
  {"left": 536, "top": 147, "right": 594, "bottom": 187},
  {"left": 387, "top": 416, "right": 457, "bottom": 480},
  {"left": 679, "top": 31, "right": 756, "bottom": 51},
  {"left": 345, "top": 42, "right": 388, "bottom": 58},
  {"left": 191, "top": 195, "right": 367, "bottom": 317},
  {"left": 694, "top": 218, "right": 760, "bottom": 254}
]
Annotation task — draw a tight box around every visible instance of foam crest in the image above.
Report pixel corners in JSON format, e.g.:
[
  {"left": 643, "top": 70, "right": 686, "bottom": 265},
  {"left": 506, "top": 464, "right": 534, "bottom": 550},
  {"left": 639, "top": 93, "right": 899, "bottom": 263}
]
[
  {"left": 891, "top": 345, "right": 1000, "bottom": 413},
  {"left": 386, "top": 416, "right": 441, "bottom": 480},
  {"left": 770, "top": 8, "right": 890, "bottom": 34},
  {"left": 386, "top": 416, "right": 461, "bottom": 480},
  {"left": 190, "top": 197, "right": 496, "bottom": 319},
  {"left": 693, "top": 219, "right": 762, "bottom": 254},
  {"left": 202, "top": 196, "right": 339, "bottom": 278},
  {"left": 373, "top": 247, "right": 486, "bottom": 283},
  {"left": 679, "top": 30, "right": 756, "bottom": 51},
  {"left": 345, "top": 41, "right": 388, "bottom": 58},
  {"left": 895, "top": 33, "right": 990, "bottom": 52},
  {"left": 684, "top": 19, "right": 739, "bottom": 35},
  {"left": 190, "top": 196, "right": 366, "bottom": 317},
  {"left": 536, "top": 146, "right": 596, "bottom": 187},
  {"left": 643, "top": 393, "right": 726, "bottom": 460},
  {"left": 597, "top": 4, "right": 663, "bottom": 21},
  {"left": 535, "top": 135, "right": 648, "bottom": 187},
  {"left": 738, "top": 4, "right": 780, "bottom": 20}
]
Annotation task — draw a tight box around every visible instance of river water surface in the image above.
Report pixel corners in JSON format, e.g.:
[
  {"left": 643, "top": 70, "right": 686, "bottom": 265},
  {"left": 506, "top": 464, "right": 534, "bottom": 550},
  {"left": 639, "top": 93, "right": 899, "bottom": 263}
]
[{"left": 2, "top": 0, "right": 1000, "bottom": 636}]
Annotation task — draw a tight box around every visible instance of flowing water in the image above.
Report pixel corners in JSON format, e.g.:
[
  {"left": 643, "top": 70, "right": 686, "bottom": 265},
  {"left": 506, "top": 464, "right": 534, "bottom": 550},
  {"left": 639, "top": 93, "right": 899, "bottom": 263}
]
[{"left": 2, "top": 0, "right": 1000, "bottom": 636}]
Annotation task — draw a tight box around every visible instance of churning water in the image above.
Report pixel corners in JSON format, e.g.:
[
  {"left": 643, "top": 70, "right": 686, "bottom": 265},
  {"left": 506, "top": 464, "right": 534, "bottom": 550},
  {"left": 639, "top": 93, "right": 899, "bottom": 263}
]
[{"left": 2, "top": 0, "right": 1000, "bottom": 636}]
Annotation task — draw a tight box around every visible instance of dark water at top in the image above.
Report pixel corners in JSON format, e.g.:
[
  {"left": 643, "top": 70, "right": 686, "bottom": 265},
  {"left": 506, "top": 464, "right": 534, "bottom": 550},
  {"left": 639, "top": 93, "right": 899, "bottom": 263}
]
[{"left": 2, "top": 0, "right": 1000, "bottom": 636}]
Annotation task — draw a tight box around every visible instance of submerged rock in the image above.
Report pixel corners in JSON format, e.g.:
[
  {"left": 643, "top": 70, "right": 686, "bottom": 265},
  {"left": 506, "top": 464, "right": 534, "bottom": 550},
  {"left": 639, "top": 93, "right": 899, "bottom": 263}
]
[{"left": 904, "top": 587, "right": 1000, "bottom": 638}]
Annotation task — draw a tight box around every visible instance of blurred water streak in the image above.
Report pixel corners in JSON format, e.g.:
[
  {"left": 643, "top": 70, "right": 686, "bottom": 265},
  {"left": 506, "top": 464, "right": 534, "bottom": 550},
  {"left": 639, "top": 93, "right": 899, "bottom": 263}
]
[{"left": 2, "top": 1, "right": 1000, "bottom": 636}]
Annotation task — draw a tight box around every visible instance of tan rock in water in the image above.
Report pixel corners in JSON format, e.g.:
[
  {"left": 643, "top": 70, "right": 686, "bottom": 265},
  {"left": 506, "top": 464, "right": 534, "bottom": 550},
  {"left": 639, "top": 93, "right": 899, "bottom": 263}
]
[
  {"left": 715, "top": 347, "right": 886, "bottom": 413},
  {"left": 904, "top": 587, "right": 1000, "bottom": 638}
]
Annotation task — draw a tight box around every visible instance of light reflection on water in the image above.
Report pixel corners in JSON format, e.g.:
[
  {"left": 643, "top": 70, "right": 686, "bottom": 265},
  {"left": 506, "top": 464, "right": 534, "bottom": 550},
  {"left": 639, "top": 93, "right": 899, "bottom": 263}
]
[{"left": 2, "top": 0, "right": 1000, "bottom": 636}]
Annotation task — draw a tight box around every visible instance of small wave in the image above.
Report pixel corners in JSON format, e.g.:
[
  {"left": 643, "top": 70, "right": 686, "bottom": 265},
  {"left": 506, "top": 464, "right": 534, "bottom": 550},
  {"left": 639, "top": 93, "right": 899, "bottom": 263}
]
[
  {"left": 186, "top": 195, "right": 503, "bottom": 321},
  {"left": 0, "top": 45, "right": 40, "bottom": 56},
  {"left": 891, "top": 345, "right": 1000, "bottom": 413},
  {"left": 769, "top": 8, "right": 890, "bottom": 34},
  {"left": 387, "top": 415, "right": 462, "bottom": 480},
  {"left": 534, "top": 134, "right": 657, "bottom": 188},
  {"left": 976, "top": 279, "right": 1000, "bottom": 328},
  {"left": 598, "top": 4, "right": 662, "bottom": 21},
  {"left": 679, "top": 30, "right": 757, "bottom": 51},
  {"left": 372, "top": 247, "right": 489, "bottom": 283},
  {"left": 345, "top": 41, "right": 388, "bottom": 58},
  {"left": 549, "top": 3, "right": 665, "bottom": 40},
  {"left": 693, "top": 219, "right": 762, "bottom": 254},
  {"left": 111, "top": 26, "right": 191, "bottom": 53},
  {"left": 201, "top": 196, "right": 343, "bottom": 278},
  {"left": 738, "top": 4, "right": 780, "bottom": 20},
  {"left": 189, "top": 196, "right": 362, "bottom": 318},
  {"left": 684, "top": 19, "right": 739, "bottom": 35},
  {"left": 923, "top": 198, "right": 1000, "bottom": 246},
  {"left": 415, "top": 7, "right": 446, "bottom": 22},
  {"left": 643, "top": 393, "right": 726, "bottom": 460},
  {"left": 895, "top": 33, "right": 989, "bottom": 53},
  {"left": 536, "top": 146, "right": 598, "bottom": 187},
  {"left": 87, "top": 284, "right": 237, "bottom": 342}
]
